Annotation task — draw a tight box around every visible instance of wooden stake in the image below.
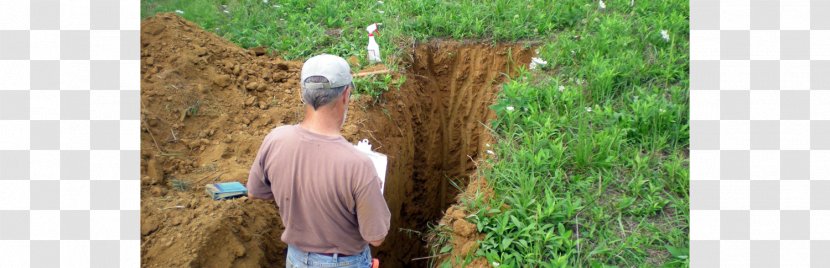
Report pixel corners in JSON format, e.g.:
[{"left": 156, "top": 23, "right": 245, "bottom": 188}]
[{"left": 353, "top": 69, "right": 391, "bottom": 77}]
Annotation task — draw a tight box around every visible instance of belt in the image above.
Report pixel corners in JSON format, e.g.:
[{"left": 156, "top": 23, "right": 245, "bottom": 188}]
[{"left": 317, "top": 252, "right": 354, "bottom": 257}]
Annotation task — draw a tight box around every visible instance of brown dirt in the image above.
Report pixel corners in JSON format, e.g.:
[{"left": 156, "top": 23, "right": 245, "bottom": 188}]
[
  {"left": 435, "top": 205, "right": 485, "bottom": 267},
  {"left": 140, "top": 13, "right": 532, "bottom": 268},
  {"left": 140, "top": 13, "right": 302, "bottom": 268}
]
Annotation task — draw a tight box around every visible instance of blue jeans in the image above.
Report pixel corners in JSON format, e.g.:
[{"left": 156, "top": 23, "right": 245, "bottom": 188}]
[{"left": 286, "top": 244, "right": 372, "bottom": 268}]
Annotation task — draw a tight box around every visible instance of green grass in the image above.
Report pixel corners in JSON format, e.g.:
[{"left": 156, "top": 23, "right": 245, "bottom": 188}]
[
  {"left": 142, "top": 0, "right": 569, "bottom": 59},
  {"left": 476, "top": 1, "right": 689, "bottom": 266},
  {"left": 141, "top": 0, "right": 570, "bottom": 97},
  {"left": 142, "top": 0, "right": 689, "bottom": 266}
]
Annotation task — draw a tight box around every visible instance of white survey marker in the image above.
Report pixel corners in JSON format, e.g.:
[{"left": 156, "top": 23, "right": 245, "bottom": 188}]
[{"left": 354, "top": 139, "right": 388, "bottom": 194}]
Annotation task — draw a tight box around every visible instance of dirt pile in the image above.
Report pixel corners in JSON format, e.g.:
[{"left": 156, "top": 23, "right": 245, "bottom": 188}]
[
  {"left": 140, "top": 13, "right": 531, "bottom": 267},
  {"left": 140, "top": 13, "right": 307, "bottom": 267}
]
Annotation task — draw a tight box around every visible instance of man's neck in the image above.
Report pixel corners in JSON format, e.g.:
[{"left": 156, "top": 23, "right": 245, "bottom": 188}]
[{"left": 300, "top": 107, "right": 342, "bottom": 137}]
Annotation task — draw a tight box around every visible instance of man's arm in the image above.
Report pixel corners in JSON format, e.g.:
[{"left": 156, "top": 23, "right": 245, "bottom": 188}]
[
  {"left": 247, "top": 137, "right": 274, "bottom": 200},
  {"left": 355, "top": 171, "right": 391, "bottom": 246}
]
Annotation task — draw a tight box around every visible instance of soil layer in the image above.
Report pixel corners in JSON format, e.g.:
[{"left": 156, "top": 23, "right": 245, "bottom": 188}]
[{"left": 140, "top": 13, "right": 531, "bottom": 267}]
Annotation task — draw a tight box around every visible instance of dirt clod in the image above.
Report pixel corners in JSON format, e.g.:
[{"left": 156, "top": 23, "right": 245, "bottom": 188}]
[
  {"left": 245, "top": 96, "right": 257, "bottom": 106},
  {"left": 142, "top": 220, "right": 159, "bottom": 236},
  {"left": 146, "top": 158, "right": 165, "bottom": 185},
  {"left": 251, "top": 47, "right": 267, "bottom": 56},
  {"left": 452, "top": 219, "right": 477, "bottom": 237},
  {"left": 245, "top": 81, "right": 259, "bottom": 91},
  {"left": 459, "top": 240, "right": 479, "bottom": 256}
]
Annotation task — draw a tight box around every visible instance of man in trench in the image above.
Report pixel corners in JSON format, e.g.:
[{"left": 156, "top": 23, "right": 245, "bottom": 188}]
[{"left": 247, "top": 54, "right": 391, "bottom": 268}]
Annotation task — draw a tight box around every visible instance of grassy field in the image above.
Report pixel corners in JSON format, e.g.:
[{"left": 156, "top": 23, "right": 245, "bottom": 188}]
[{"left": 142, "top": 0, "right": 689, "bottom": 267}]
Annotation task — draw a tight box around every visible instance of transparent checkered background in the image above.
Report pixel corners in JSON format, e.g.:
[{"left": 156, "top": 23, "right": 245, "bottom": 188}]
[
  {"left": 691, "top": 0, "right": 830, "bottom": 267},
  {"left": 0, "top": 0, "right": 140, "bottom": 267}
]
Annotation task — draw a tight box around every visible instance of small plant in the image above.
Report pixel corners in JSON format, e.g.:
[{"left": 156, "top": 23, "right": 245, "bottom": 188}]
[
  {"left": 352, "top": 76, "right": 386, "bottom": 99},
  {"left": 187, "top": 99, "right": 201, "bottom": 116},
  {"left": 352, "top": 73, "right": 404, "bottom": 101},
  {"left": 169, "top": 178, "right": 190, "bottom": 191},
  {"left": 664, "top": 245, "right": 690, "bottom": 267},
  {"left": 424, "top": 221, "right": 453, "bottom": 267},
  {"left": 398, "top": 228, "right": 422, "bottom": 237}
]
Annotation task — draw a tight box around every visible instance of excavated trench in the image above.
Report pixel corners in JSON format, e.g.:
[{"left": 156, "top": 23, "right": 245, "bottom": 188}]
[
  {"left": 138, "top": 14, "right": 534, "bottom": 268},
  {"left": 367, "top": 42, "right": 534, "bottom": 267}
]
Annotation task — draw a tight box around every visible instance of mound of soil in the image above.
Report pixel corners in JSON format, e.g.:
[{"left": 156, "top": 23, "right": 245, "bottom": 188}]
[
  {"left": 140, "top": 13, "right": 305, "bottom": 267},
  {"left": 140, "top": 13, "right": 532, "bottom": 267}
]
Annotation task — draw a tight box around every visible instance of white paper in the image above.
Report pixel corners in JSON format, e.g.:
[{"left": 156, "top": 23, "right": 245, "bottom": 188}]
[{"left": 355, "top": 139, "right": 388, "bottom": 194}]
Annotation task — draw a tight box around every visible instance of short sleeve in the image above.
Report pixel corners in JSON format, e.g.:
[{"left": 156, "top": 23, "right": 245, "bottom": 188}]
[{"left": 354, "top": 163, "right": 391, "bottom": 242}]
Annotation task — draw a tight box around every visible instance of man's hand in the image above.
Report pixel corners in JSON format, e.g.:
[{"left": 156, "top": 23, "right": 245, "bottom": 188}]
[{"left": 368, "top": 238, "right": 384, "bottom": 247}]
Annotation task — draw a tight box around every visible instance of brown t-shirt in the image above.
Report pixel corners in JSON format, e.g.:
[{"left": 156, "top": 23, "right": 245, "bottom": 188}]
[{"left": 247, "top": 124, "right": 390, "bottom": 255}]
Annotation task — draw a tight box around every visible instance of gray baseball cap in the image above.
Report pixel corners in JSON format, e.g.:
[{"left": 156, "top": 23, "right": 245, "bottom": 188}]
[{"left": 300, "top": 54, "right": 353, "bottom": 90}]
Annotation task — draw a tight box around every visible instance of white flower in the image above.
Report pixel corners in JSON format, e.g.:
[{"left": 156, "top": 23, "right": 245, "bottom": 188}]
[
  {"left": 660, "top": 30, "right": 670, "bottom": 42},
  {"left": 486, "top": 143, "right": 491, "bottom": 147},
  {"left": 263, "top": 0, "right": 269, "bottom": 3},
  {"left": 585, "top": 107, "right": 593, "bottom": 112},
  {"left": 378, "top": 10, "right": 385, "bottom": 14},
  {"left": 175, "top": 10, "right": 184, "bottom": 14},
  {"left": 377, "top": 0, "right": 384, "bottom": 4},
  {"left": 486, "top": 150, "right": 495, "bottom": 155},
  {"left": 493, "top": 262, "right": 500, "bottom": 267},
  {"left": 506, "top": 106, "right": 515, "bottom": 112},
  {"left": 558, "top": 85, "right": 565, "bottom": 92},
  {"left": 659, "top": 108, "right": 666, "bottom": 113},
  {"left": 599, "top": 0, "right": 606, "bottom": 10}
]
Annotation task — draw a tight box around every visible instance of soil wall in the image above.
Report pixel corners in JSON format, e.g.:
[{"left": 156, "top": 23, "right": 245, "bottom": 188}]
[{"left": 371, "top": 42, "right": 533, "bottom": 266}]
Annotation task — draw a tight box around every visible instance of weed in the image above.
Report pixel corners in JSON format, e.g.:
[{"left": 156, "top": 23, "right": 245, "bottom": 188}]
[
  {"left": 169, "top": 178, "right": 190, "bottom": 191},
  {"left": 187, "top": 99, "right": 201, "bottom": 116},
  {"left": 352, "top": 74, "right": 388, "bottom": 99},
  {"left": 398, "top": 228, "right": 423, "bottom": 239},
  {"left": 193, "top": 162, "right": 218, "bottom": 174}
]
